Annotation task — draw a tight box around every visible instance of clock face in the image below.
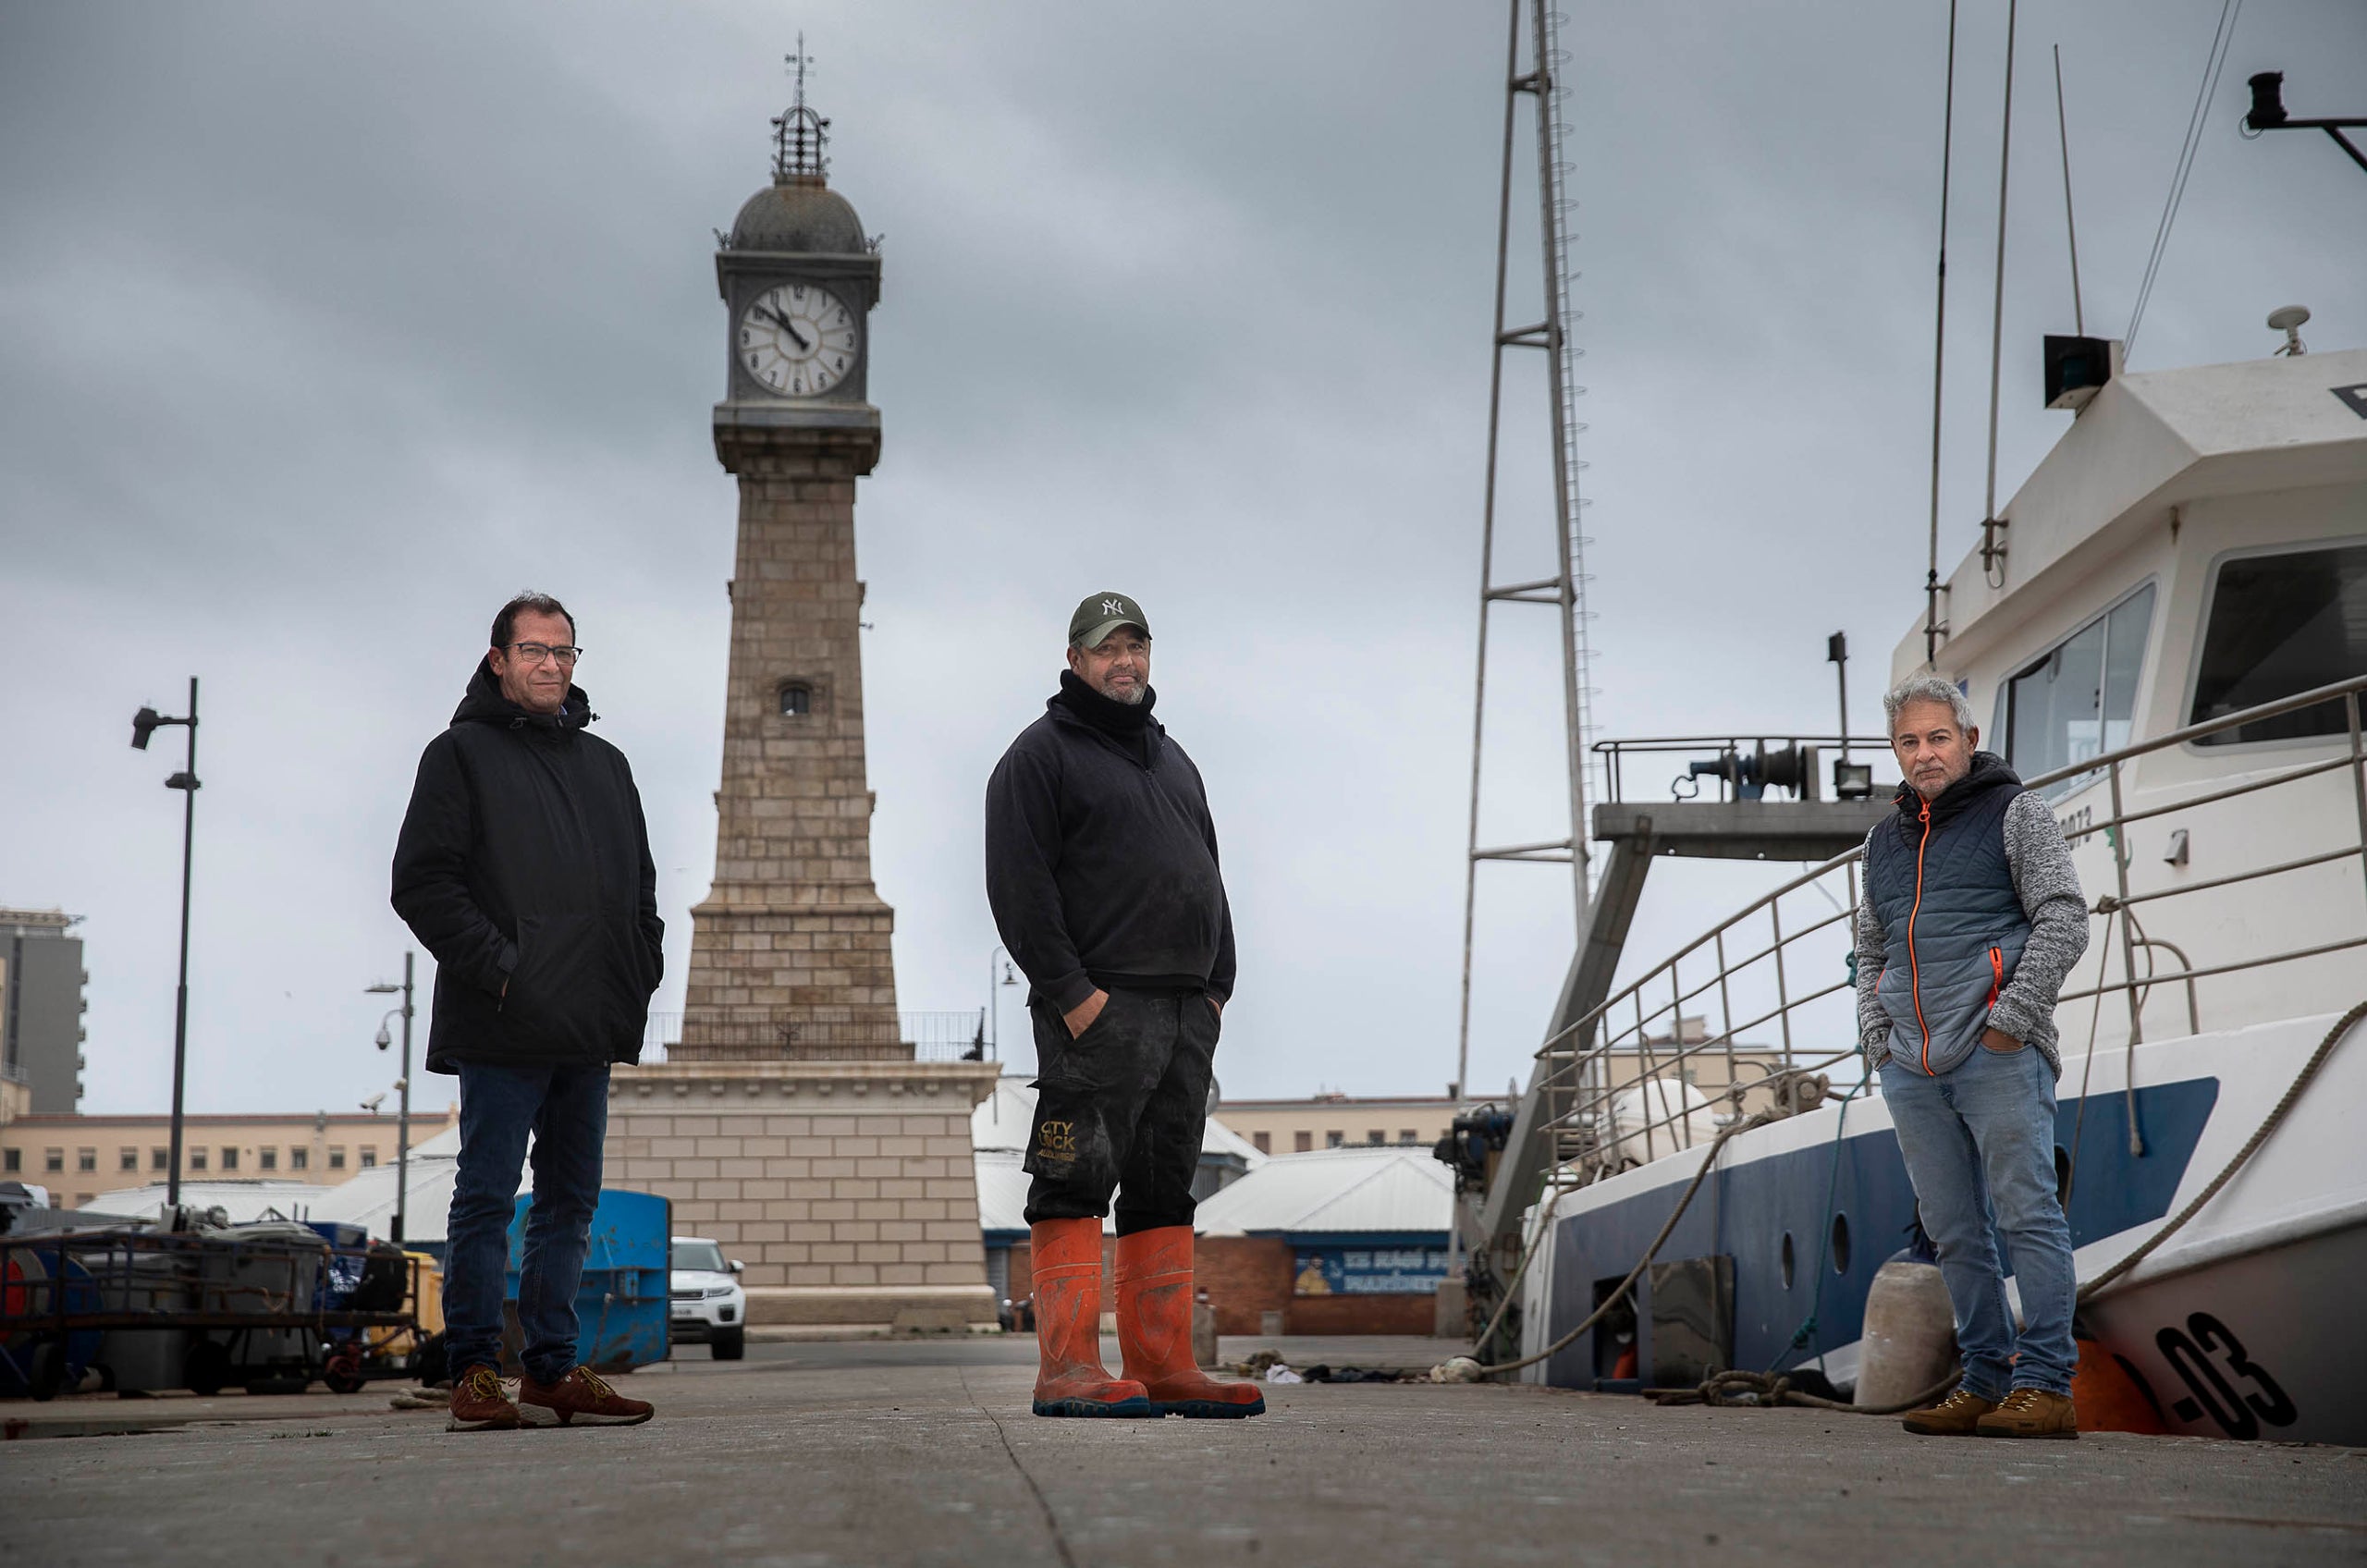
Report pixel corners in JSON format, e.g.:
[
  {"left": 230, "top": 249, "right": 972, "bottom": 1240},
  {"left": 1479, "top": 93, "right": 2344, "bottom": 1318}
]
[{"left": 738, "top": 282, "right": 859, "bottom": 398}]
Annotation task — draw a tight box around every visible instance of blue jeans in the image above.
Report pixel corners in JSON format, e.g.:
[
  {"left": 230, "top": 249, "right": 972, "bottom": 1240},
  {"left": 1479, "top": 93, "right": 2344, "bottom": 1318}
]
[
  {"left": 1880, "top": 1042, "right": 2076, "bottom": 1397},
  {"left": 443, "top": 1061, "right": 609, "bottom": 1384}
]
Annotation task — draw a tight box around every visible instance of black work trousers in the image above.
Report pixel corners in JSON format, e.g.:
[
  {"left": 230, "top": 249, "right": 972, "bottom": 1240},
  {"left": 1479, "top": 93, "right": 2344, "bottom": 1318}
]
[{"left": 1022, "top": 986, "right": 1219, "bottom": 1236}]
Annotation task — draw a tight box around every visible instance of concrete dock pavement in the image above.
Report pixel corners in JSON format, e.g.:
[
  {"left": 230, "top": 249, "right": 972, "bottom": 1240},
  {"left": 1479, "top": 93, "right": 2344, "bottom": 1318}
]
[{"left": 5, "top": 1338, "right": 2364, "bottom": 1567}]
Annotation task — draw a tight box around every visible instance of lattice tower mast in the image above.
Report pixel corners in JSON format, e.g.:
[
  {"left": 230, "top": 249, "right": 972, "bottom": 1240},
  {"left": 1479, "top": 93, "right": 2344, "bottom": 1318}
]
[{"left": 1454, "top": 0, "right": 1600, "bottom": 1103}]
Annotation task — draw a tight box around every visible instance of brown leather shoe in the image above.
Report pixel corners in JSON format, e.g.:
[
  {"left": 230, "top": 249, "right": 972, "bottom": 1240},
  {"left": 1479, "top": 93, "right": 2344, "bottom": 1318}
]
[
  {"left": 446, "top": 1364, "right": 520, "bottom": 1432},
  {"left": 517, "top": 1366, "right": 654, "bottom": 1427},
  {"left": 1976, "top": 1387, "right": 2079, "bottom": 1439},
  {"left": 1900, "top": 1386, "right": 1996, "bottom": 1436}
]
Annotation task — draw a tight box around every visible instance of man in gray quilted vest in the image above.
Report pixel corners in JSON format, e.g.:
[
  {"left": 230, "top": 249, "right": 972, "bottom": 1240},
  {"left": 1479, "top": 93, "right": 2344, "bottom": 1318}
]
[{"left": 1856, "top": 674, "right": 2091, "bottom": 1439}]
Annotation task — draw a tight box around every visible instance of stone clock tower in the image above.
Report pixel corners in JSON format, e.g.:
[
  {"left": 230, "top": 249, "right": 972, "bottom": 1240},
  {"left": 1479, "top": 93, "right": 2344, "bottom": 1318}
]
[
  {"left": 676, "top": 60, "right": 899, "bottom": 1061},
  {"left": 604, "top": 60, "right": 998, "bottom": 1333}
]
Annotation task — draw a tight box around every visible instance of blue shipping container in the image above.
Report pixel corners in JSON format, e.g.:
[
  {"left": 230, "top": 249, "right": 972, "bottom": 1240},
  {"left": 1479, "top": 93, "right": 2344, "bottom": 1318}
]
[{"left": 504, "top": 1189, "right": 669, "bottom": 1371}]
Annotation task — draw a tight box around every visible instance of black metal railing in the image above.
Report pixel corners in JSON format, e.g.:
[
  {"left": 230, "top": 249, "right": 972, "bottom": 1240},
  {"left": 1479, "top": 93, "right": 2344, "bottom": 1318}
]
[
  {"left": 1531, "top": 674, "right": 2367, "bottom": 1180},
  {"left": 1592, "top": 733, "right": 1894, "bottom": 804},
  {"left": 641, "top": 1010, "right": 995, "bottom": 1064}
]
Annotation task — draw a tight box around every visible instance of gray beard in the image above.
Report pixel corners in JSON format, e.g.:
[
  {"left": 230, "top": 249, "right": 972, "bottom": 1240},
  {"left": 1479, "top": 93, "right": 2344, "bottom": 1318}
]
[{"left": 1099, "top": 682, "right": 1147, "bottom": 706}]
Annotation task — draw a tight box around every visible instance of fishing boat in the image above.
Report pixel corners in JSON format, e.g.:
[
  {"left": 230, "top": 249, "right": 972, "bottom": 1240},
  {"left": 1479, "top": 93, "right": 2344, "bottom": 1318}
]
[{"left": 1494, "top": 339, "right": 2367, "bottom": 1444}]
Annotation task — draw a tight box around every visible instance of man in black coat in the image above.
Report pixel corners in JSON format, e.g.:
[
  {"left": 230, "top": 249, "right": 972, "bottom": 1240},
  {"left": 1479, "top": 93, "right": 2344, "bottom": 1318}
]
[
  {"left": 986, "top": 592, "right": 1262, "bottom": 1420},
  {"left": 392, "top": 593, "right": 661, "bottom": 1432}
]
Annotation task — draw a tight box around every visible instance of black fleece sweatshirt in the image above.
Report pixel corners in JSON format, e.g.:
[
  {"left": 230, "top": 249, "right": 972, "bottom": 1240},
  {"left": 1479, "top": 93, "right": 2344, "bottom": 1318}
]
[{"left": 985, "top": 674, "right": 1236, "bottom": 1012}]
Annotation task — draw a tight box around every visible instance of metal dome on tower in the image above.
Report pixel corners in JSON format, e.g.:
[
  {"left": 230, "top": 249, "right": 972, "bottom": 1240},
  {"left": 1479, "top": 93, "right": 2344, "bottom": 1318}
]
[{"left": 724, "top": 35, "right": 868, "bottom": 257}]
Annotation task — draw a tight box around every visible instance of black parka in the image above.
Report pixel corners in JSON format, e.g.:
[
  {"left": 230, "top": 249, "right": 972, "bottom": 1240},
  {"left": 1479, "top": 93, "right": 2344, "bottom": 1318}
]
[{"left": 391, "top": 659, "right": 664, "bottom": 1074}]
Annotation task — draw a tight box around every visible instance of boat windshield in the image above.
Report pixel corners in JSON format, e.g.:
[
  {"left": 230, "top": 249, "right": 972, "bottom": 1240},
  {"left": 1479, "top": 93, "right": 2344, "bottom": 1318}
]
[
  {"left": 2190, "top": 540, "right": 2367, "bottom": 745},
  {"left": 2003, "top": 584, "right": 2154, "bottom": 798}
]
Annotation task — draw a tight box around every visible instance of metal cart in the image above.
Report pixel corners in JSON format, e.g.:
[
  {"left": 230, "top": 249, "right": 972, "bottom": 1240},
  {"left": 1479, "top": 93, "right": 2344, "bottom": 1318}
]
[{"left": 0, "top": 1228, "right": 423, "bottom": 1401}]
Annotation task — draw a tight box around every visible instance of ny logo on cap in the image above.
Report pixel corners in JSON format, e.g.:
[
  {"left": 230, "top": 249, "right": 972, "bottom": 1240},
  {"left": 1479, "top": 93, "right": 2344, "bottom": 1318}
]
[{"left": 1103, "top": 599, "right": 1129, "bottom": 616}]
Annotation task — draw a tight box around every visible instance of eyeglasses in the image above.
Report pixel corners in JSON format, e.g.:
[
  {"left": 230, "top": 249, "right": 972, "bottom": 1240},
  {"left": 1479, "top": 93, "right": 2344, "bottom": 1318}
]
[{"left": 507, "top": 643, "right": 583, "bottom": 667}]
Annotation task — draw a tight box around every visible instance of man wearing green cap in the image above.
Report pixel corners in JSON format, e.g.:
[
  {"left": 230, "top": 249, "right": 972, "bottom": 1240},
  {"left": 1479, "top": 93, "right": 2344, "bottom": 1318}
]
[{"left": 986, "top": 593, "right": 1262, "bottom": 1421}]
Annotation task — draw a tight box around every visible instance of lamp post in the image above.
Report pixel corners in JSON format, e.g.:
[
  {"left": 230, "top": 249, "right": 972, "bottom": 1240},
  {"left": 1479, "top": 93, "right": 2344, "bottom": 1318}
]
[
  {"left": 131, "top": 680, "right": 201, "bottom": 1208},
  {"left": 366, "top": 952, "right": 415, "bottom": 1244},
  {"left": 987, "top": 944, "right": 1020, "bottom": 1062}
]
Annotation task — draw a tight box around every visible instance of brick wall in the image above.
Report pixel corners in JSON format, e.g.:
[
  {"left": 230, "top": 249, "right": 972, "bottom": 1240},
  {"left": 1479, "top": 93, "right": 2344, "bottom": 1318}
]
[
  {"left": 1196, "top": 1236, "right": 1294, "bottom": 1334},
  {"left": 602, "top": 1060, "right": 1000, "bottom": 1324},
  {"left": 678, "top": 435, "right": 904, "bottom": 1054}
]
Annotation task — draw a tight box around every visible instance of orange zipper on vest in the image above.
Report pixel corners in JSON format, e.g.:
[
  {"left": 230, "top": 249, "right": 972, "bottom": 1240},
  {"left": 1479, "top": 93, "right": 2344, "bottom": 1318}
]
[
  {"left": 1986, "top": 946, "right": 2004, "bottom": 1010},
  {"left": 1909, "top": 800, "right": 1934, "bottom": 1074}
]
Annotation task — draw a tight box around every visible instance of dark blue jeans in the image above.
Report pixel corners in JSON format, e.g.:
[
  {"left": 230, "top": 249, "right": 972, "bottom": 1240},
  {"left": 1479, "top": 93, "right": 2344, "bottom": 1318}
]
[{"left": 443, "top": 1061, "right": 609, "bottom": 1384}]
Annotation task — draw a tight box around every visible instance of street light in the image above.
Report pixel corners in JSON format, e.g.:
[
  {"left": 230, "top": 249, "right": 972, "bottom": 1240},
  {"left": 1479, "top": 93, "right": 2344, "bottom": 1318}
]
[
  {"left": 130, "top": 679, "right": 200, "bottom": 1207},
  {"left": 365, "top": 951, "right": 415, "bottom": 1244},
  {"left": 986, "top": 945, "right": 1021, "bottom": 1062}
]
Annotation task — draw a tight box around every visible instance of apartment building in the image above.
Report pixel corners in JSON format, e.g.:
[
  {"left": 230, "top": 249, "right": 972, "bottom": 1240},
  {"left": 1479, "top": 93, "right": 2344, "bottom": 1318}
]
[
  {"left": 0, "top": 1109, "right": 456, "bottom": 1211},
  {"left": 1212, "top": 1095, "right": 1464, "bottom": 1158}
]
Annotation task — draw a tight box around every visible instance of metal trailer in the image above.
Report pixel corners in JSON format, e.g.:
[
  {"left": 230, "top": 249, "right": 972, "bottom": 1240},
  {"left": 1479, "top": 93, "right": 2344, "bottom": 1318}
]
[{"left": 0, "top": 1228, "right": 422, "bottom": 1401}]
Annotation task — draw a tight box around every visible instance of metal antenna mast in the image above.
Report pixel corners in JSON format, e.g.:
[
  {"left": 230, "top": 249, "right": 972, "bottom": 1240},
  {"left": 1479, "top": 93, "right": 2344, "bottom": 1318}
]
[{"left": 1454, "top": 0, "right": 1597, "bottom": 1105}]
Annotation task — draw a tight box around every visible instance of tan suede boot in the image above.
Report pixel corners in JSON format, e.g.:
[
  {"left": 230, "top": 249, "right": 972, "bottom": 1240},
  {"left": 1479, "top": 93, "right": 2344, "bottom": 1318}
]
[
  {"left": 1976, "top": 1388, "right": 2079, "bottom": 1439},
  {"left": 1900, "top": 1386, "right": 1996, "bottom": 1436}
]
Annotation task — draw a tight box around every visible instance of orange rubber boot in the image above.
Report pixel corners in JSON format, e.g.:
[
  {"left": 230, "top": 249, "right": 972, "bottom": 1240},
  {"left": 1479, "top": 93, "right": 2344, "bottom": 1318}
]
[
  {"left": 1029, "top": 1219, "right": 1152, "bottom": 1417},
  {"left": 1115, "top": 1226, "right": 1265, "bottom": 1419}
]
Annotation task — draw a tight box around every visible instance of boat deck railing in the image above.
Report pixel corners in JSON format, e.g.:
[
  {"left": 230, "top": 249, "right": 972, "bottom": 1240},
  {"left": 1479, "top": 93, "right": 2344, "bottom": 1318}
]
[{"left": 1531, "top": 673, "right": 2367, "bottom": 1182}]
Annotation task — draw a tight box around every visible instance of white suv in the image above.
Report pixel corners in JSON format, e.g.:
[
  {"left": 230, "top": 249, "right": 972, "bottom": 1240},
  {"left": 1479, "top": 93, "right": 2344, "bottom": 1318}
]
[{"left": 669, "top": 1236, "right": 748, "bottom": 1360}]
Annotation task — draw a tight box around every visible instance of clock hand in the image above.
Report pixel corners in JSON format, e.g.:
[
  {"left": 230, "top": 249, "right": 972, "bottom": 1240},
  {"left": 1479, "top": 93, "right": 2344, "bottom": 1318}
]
[{"left": 762, "top": 306, "right": 813, "bottom": 351}]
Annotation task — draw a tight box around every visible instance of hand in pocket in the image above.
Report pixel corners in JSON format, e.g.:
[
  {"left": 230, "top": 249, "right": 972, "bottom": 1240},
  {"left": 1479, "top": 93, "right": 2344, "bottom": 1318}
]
[{"left": 1063, "top": 988, "right": 1110, "bottom": 1039}]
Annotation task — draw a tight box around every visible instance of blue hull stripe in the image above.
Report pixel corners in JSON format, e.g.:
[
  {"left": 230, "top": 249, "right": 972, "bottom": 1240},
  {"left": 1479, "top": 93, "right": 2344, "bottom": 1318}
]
[{"left": 1541, "top": 1077, "right": 2219, "bottom": 1388}]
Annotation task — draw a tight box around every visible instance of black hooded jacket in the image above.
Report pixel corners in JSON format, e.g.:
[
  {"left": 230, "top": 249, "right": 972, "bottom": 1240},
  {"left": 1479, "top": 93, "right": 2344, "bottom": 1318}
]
[
  {"left": 985, "top": 673, "right": 1236, "bottom": 1013},
  {"left": 391, "top": 659, "right": 663, "bottom": 1074}
]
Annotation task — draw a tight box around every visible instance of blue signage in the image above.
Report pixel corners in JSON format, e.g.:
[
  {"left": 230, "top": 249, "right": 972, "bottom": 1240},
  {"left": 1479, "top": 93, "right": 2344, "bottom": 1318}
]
[{"left": 1292, "top": 1246, "right": 1451, "bottom": 1296}]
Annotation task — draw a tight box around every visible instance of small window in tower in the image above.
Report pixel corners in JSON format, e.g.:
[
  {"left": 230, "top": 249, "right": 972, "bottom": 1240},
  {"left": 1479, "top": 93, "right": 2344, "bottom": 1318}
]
[
  {"left": 290, "top": 1147, "right": 310, "bottom": 1171},
  {"left": 119, "top": 1147, "right": 139, "bottom": 1172},
  {"left": 779, "top": 681, "right": 813, "bottom": 717},
  {"left": 3, "top": 1148, "right": 18, "bottom": 1173}
]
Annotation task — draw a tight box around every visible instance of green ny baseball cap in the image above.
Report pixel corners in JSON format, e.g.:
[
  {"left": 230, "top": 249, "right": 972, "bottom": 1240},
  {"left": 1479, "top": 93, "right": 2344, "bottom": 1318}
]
[{"left": 1068, "top": 591, "right": 1150, "bottom": 649}]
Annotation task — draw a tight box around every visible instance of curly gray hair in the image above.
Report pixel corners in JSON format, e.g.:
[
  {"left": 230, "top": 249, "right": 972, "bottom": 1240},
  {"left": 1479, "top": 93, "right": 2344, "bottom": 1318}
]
[{"left": 1882, "top": 673, "right": 1977, "bottom": 734}]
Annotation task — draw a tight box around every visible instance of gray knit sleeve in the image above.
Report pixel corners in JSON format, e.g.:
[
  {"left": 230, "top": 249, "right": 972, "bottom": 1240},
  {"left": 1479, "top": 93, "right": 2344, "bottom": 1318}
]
[
  {"left": 1992, "top": 790, "right": 2091, "bottom": 1045},
  {"left": 1854, "top": 828, "right": 1891, "bottom": 1069}
]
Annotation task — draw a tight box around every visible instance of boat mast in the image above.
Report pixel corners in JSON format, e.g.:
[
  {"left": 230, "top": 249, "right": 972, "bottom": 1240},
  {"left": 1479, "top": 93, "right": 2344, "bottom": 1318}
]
[
  {"left": 1923, "top": 1, "right": 1959, "bottom": 668},
  {"left": 1454, "top": 0, "right": 1598, "bottom": 1108},
  {"left": 1980, "top": 0, "right": 2020, "bottom": 590}
]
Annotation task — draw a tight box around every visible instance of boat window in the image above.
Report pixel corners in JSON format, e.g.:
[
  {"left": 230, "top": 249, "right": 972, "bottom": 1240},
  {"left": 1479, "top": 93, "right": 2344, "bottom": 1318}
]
[
  {"left": 2001, "top": 584, "right": 2155, "bottom": 799},
  {"left": 2189, "top": 541, "right": 2367, "bottom": 746}
]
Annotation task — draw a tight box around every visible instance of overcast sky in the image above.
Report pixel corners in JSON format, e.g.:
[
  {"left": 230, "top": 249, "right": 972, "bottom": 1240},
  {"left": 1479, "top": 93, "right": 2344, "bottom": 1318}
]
[{"left": 5, "top": 1, "right": 2363, "bottom": 1121}]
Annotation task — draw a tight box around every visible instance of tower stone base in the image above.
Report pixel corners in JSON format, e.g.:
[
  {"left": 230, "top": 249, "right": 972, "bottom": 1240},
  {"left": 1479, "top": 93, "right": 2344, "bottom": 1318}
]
[{"left": 605, "top": 1058, "right": 1001, "bottom": 1329}]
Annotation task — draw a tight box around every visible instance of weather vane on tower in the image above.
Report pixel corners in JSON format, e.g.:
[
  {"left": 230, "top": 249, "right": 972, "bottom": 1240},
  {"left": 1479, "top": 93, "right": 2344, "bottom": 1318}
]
[{"left": 771, "top": 32, "right": 829, "bottom": 183}]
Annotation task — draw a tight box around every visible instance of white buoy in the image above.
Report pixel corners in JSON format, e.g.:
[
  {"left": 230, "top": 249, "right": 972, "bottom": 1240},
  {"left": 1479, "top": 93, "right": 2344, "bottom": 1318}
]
[{"left": 1854, "top": 1255, "right": 1956, "bottom": 1408}]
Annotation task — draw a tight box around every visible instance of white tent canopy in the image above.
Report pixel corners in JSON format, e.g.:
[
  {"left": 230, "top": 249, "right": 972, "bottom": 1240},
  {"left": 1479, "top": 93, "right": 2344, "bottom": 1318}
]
[{"left": 1191, "top": 1145, "right": 1453, "bottom": 1238}]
